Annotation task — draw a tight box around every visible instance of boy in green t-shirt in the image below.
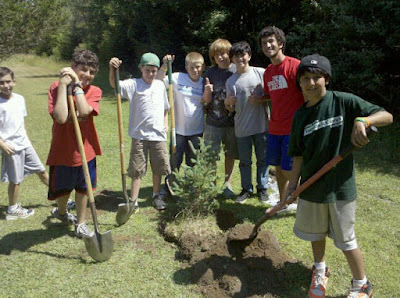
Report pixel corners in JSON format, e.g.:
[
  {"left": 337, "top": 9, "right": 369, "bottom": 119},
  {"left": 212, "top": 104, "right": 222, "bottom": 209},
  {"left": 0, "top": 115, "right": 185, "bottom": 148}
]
[{"left": 286, "top": 54, "right": 392, "bottom": 297}]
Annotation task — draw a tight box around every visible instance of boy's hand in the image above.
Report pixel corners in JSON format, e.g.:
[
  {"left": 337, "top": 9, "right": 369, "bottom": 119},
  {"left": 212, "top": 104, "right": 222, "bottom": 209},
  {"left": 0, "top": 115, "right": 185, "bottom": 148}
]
[
  {"left": 0, "top": 143, "right": 15, "bottom": 155},
  {"left": 204, "top": 77, "right": 213, "bottom": 94},
  {"left": 248, "top": 93, "right": 262, "bottom": 105},
  {"left": 109, "top": 57, "right": 122, "bottom": 69},
  {"left": 224, "top": 95, "right": 237, "bottom": 106},
  {"left": 351, "top": 121, "right": 370, "bottom": 147},
  {"left": 162, "top": 54, "right": 175, "bottom": 65},
  {"left": 59, "top": 67, "right": 79, "bottom": 86}
]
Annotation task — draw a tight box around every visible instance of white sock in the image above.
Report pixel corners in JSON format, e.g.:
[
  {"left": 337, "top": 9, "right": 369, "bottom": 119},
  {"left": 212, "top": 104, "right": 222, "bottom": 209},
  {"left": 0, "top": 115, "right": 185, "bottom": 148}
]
[
  {"left": 353, "top": 276, "right": 367, "bottom": 288},
  {"left": 8, "top": 204, "right": 18, "bottom": 212},
  {"left": 314, "top": 261, "right": 326, "bottom": 273}
]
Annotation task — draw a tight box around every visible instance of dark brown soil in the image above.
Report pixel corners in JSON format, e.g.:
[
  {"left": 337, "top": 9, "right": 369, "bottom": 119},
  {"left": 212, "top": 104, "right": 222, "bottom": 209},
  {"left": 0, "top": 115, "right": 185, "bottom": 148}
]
[{"left": 167, "top": 211, "right": 311, "bottom": 297}]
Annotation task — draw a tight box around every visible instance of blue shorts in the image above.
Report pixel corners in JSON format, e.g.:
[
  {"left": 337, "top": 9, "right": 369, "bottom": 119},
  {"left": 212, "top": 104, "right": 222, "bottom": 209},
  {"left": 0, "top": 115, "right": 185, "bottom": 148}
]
[
  {"left": 48, "top": 158, "right": 97, "bottom": 200},
  {"left": 266, "top": 134, "right": 293, "bottom": 171}
]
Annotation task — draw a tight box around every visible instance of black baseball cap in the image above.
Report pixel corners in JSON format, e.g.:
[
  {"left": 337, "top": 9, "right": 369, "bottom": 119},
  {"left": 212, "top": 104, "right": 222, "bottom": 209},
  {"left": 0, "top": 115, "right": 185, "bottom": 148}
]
[{"left": 298, "top": 54, "right": 331, "bottom": 77}]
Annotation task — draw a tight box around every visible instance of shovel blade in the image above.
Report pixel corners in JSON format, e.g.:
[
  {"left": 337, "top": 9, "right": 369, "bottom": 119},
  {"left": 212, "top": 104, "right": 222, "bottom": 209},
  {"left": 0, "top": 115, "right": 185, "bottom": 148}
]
[
  {"left": 116, "top": 201, "right": 138, "bottom": 226},
  {"left": 84, "top": 230, "right": 114, "bottom": 262}
]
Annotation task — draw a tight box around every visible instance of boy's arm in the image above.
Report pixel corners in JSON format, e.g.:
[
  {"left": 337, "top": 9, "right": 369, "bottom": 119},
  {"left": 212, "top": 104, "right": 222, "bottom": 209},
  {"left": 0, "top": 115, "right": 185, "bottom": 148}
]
[
  {"left": 109, "top": 57, "right": 122, "bottom": 89},
  {"left": 352, "top": 110, "right": 393, "bottom": 147},
  {"left": 202, "top": 77, "right": 213, "bottom": 104},
  {"left": 164, "top": 109, "right": 169, "bottom": 133},
  {"left": 248, "top": 93, "right": 270, "bottom": 105},
  {"left": 156, "top": 54, "right": 175, "bottom": 81},
  {"left": 52, "top": 73, "right": 70, "bottom": 124},
  {"left": 282, "top": 156, "right": 303, "bottom": 201}
]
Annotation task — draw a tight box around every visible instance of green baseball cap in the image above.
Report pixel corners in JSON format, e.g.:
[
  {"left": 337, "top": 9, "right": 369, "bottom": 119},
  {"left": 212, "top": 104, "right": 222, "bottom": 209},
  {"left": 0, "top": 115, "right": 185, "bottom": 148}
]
[{"left": 138, "top": 52, "right": 160, "bottom": 68}]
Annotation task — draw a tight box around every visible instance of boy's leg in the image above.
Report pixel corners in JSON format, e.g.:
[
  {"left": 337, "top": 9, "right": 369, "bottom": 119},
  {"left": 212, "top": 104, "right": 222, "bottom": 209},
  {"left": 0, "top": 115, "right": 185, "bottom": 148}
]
[
  {"left": 185, "top": 134, "right": 202, "bottom": 167},
  {"left": 276, "top": 167, "right": 290, "bottom": 201},
  {"left": 254, "top": 132, "right": 268, "bottom": 190},
  {"left": 222, "top": 126, "right": 238, "bottom": 191},
  {"left": 235, "top": 136, "right": 253, "bottom": 203},
  {"left": 75, "top": 191, "right": 88, "bottom": 224},
  {"left": 175, "top": 134, "right": 185, "bottom": 170},
  {"left": 152, "top": 174, "right": 161, "bottom": 194},
  {"left": 37, "top": 171, "right": 49, "bottom": 186},
  {"left": 224, "top": 156, "right": 235, "bottom": 188},
  {"left": 130, "top": 178, "right": 141, "bottom": 201},
  {"left": 343, "top": 248, "right": 365, "bottom": 280},
  {"left": 8, "top": 182, "right": 19, "bottom": 206},
  {"left": 311, "top": 239, "right": 326, "bottom": 263}
]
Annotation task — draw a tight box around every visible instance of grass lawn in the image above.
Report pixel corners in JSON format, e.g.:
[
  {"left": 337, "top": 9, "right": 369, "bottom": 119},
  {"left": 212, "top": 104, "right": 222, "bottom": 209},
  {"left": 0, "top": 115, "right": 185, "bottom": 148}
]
[{"left": 0, "top": 55, "right": 399, "bottom": 297}]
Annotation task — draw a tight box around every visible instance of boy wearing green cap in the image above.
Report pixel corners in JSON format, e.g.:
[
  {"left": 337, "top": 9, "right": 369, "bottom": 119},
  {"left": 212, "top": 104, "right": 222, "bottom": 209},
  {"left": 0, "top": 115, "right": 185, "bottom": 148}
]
[
  {"left": 285, "top": 54, "right": 392, "bottom": 297},
  {"left": 109, "top": 53, "right": 170, "bottom": 211}
]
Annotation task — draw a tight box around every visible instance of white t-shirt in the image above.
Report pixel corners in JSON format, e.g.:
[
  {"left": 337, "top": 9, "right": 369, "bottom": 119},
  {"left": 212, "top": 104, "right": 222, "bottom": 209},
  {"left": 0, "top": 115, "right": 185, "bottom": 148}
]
[
  {"left": 120, "top": 78, "right": 169, "bottom": 141},
  {"left": 164, "top": 73, "right": 204, "bottom": 136},
  {"left": 0, "top": 93, "right": 32, "bottom": 151},
  {"left": 226, "top": 67, "right": 266, "bottom": 138}
]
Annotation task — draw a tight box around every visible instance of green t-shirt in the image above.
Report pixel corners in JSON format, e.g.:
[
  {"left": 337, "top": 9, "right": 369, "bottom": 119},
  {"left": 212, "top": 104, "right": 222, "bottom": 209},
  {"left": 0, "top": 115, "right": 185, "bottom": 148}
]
[{"left": 288, "top": 90, "right": 384, "bottom": 203}]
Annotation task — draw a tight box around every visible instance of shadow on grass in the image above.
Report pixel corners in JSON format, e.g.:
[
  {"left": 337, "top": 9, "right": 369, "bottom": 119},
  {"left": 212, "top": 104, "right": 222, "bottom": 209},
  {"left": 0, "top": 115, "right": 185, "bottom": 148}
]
[{"left": 0, "top": 217, "right": 73, "bottom": 256}]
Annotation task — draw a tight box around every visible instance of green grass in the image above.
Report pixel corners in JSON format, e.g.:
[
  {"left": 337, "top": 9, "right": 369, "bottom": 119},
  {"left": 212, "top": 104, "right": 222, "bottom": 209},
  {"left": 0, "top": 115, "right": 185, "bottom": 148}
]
[{"left": 0, "top": 55, "right": 399, "bottom": 297}]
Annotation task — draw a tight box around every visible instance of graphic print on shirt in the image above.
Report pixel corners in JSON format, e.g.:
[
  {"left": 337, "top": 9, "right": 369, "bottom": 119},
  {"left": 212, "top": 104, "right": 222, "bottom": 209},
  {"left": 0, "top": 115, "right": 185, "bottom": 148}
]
[
  {"left": 267, "top": 75, "right": 288, "bottom": 91},
  {"left": 303, "top": 116, "right": 343, "bottom": 136}
]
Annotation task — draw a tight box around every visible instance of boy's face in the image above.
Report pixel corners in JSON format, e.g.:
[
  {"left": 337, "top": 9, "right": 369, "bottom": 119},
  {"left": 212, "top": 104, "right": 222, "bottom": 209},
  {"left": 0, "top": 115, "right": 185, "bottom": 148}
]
[
  {"left": 0, "top": 74, "right": 16, "bottom": 99},
  {"left": 214, "top": 52, "right": 230, "bottom": 69},
  {"left": 299, "top": 71, "right": 328, "bottom": 102},
  {"left": 185, "top": 62, "right": 204, "bottom": 82},
  {"left": 140, "top": 65, "right": 158, "bottom": 84},
  {"left": 260, "top": 35, "right": 283, "bottom": 59},
  {"left": 232, "top": 52, "right": 251, "bottom": 69},
  {"left": 72, "top": 63, "right": 97, "bottom": 87}
]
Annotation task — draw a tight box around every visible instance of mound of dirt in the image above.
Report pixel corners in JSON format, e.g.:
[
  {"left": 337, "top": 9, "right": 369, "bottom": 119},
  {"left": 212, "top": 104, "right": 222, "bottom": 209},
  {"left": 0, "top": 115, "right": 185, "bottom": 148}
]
[{"left": 168, "top": 211, "right": 310, "bottom": 297}]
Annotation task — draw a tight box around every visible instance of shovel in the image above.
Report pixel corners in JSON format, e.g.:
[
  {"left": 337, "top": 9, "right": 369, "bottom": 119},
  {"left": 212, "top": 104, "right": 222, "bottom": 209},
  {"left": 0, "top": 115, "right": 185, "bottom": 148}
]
[
  {"left": 230, "top": 126, "right": 378, "bottom": 245},
  {"left": 67, "top": 85, "right": 113, "bottom": 262},
  {"left": 113, "top": 68, "right": 138, "bottom": 226},
  {"left": 165, "top": 60, "right": 177, "bottom": 196}
]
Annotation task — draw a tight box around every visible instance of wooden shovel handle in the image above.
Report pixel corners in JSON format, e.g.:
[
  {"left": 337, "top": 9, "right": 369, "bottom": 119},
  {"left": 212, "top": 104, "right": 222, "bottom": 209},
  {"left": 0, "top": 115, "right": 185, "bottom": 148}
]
[{"left": 167, "top": 60, "right": 176, "bottom": 155}]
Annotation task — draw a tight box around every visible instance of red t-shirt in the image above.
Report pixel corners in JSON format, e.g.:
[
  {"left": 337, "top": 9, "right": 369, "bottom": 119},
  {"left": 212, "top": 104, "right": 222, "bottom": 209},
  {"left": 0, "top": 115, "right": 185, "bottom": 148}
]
[
  {"left": 46, "top": 81, "right": 102, "bottom": 167},
  {"left": 264, "top": 56, "right": 304, "bottom": 135}
]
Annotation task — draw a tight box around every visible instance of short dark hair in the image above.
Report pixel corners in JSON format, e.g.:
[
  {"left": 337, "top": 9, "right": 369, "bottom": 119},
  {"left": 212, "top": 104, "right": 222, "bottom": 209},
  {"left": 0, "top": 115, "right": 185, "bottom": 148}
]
[
  {"left": 296, "top": 67, "right": 331, "bottom": 90},
  {"left": 71, "top": 49, "right": 99, "bottom": 72},
  {"left": 258, "top": 26, "right": 286, "bottom": 52},
  {"left": 229, "top": 41, "right": 252, "bottom": 59},
  {"left": 0, "top": 67, "right": 15, "bottom": 80}
]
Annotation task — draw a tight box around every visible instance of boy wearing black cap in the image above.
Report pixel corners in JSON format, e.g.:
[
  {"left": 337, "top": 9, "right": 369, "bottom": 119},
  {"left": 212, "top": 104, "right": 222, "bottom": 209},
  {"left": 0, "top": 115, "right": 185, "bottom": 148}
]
[
  {"left": 109, "top": 53, "right": 170, "bottom": 211},
  {"left": 285, "top": 54, "right": 392, "bottom": 297}
]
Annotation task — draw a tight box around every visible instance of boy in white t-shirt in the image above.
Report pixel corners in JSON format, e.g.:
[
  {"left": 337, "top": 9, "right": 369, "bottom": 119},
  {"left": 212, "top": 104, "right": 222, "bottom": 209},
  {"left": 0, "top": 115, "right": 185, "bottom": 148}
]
[
  {"left": 109, "top": 53, "right": 170, "bottom": 211},
  {"left": 0, "top": 67, "right": 49, "bottom": 220},
  {"left": 157, "top": 52, "right": 205, "bottom": 170}
]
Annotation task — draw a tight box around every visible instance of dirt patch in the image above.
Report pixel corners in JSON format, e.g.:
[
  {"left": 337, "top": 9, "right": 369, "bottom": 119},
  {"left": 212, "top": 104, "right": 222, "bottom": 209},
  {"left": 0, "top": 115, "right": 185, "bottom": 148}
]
[{"left": 166, "top": 210, "right": 310, "bottom": 297}]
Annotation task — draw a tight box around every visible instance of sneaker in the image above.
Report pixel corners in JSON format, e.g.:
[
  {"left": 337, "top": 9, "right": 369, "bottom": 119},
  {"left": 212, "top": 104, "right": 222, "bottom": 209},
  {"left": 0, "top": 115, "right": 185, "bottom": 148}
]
[
  {"left": 6, "top": 205, "right": 34, "bottom": 220},
  {"left": 66, "top": 199, "right": 76, "bottom": 210},
  {"left": 308, "top": 266, "right": 330, "bottom": 298},
  {"left": 235, "top": 190, "right": 252, "bottom": 204},
  {"left": 347, "top": 279, "right": 373, "bottom": 298},
  {"left": 159, "top": 186, "right": 168, "bottom": 199},
  {"left": 222, "top": 187, "right": 235, "bottom": 199},
  {"left": 257, "top": 189, "right": 270, "bottom": 204},
  {"left": 275, "top": 202, "right": 298, "bottom": 214},
  {"left": 75, "top": 222, "right": 94, "bottom": 238},
  {"left": 153, "top": 194, "right": 166, "bottom": 210},
  {"left": 51, "top": 207, "right": 77, "bottom": 225}
]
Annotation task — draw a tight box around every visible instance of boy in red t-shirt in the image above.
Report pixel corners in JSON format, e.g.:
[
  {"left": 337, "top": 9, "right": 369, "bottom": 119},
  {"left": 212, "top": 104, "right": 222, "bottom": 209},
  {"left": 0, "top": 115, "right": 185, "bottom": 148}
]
[
  {"left": 47, "top": 49, "right": 102, "bottom": 238},
  {"left": 259, "top": 26, "right": 305, "bottom": 211}
]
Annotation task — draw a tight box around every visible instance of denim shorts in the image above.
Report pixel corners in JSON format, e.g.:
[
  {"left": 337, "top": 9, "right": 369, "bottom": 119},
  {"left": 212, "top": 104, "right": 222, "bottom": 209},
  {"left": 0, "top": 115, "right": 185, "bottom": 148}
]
[{"left": 266, "top": 134, "right": 293, "bottom": 171}]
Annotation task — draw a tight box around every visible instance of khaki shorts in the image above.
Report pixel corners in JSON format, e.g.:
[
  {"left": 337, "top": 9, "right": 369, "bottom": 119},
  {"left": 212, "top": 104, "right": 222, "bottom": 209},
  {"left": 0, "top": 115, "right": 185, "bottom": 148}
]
[
  {"left": 204, "top": 124, "right": 239, "bottom": 160},
  {"left": 293, "top": 199, "right": 358, "bottom": 251},
  {"left": 127, "top": 139, "right": 170, "bottom": 179}
]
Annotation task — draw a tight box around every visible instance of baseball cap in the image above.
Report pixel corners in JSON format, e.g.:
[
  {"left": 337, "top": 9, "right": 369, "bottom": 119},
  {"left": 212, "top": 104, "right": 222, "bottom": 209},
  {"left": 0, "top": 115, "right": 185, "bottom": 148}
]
[
  {"left": 298, "top": 54, "right": 331, "bottom": 77},
  {"left": 138, "top": 52, "right": 160, "bottom": 68}
]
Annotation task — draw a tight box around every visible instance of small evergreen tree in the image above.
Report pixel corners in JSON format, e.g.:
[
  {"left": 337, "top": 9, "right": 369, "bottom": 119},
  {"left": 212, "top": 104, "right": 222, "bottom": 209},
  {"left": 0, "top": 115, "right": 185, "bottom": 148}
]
[{"left": 172, "top": 138, "right": 222, "bottom": 218}]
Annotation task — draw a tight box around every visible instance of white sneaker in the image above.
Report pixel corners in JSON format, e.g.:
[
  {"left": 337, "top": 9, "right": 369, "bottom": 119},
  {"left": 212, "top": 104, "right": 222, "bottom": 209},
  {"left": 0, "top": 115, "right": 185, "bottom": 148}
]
[
  {"left": 66, "top": 199, "right": 76, "bottom": 210},
  {"left": 6, "top": 205, "right": 34, "bottom": 220},
  {"left": 75, "top": 222, "right": 94, "bottom": 238},
  {"left": 276, "top": 203, "right": 297, "bottom": 214}
]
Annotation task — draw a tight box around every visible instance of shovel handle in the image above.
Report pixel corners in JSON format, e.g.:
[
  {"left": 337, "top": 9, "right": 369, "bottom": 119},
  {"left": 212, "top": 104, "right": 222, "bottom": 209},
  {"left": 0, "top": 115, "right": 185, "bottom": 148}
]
[
  {"left": 67, "top": 85, "right": 100, "bottom": 231},
  {"left": 113, "top": 68, "right": 127, "bottom": 173},
  {"left": 167, "top": 60, "right": 177, "bottom": 165}
]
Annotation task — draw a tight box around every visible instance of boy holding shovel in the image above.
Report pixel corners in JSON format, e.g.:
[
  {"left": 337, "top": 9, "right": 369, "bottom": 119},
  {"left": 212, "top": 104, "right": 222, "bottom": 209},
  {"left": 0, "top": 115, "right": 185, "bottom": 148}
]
[
  {"left": 286, "top": 54, "right": 392, "bottom": 297},
  {"left": 47, "top": 49, "right": 102, "bottom": 238},
  {"left": 109, "top": 53, "right": 170, "bottom": 211}
]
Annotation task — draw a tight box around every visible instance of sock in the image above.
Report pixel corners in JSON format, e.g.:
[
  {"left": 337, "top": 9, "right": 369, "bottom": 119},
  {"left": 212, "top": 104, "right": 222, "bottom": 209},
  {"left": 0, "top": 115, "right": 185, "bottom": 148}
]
[
  {"left": 8, "top": 204, "right": 18, "bottom": 212},
  {"left": 353, "top": 276, "right": 367, "bottom": 288},
  {"left": 153, "top": 192, "right": 159, "bottom": 198},
  {"left": 314, "top": 261, "right": 326, "bottom": 274}
]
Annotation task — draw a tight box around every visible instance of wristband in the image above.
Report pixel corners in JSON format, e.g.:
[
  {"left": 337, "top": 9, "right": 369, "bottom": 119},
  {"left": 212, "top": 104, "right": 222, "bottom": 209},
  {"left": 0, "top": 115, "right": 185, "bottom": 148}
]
[
  {"left": 73, "top": 82, "right": 83, "bottom": 89},
  {"left": 355, "top": 117, "right": 369, "bottom": 127},
  {"left": 160, "top": 66, "right": 167, "bottom": 72},
  {"left": 74, "top": 90, "right": 84, "bottom": 96}
]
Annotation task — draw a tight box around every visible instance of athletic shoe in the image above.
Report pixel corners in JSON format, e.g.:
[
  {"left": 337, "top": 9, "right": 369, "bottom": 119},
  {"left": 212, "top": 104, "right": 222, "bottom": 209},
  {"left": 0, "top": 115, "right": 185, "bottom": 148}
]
[
  {"left": 75, "top": 222, "right": 94, "bottom": 238},
  {"left": 6, "top": 205, "right": 34, "bottom": 220},
  {"left": 262, "top": 192, "right": 280, "bottom": 206},
  {"left": 235, "top": 190, "right": 252, "bottom": 204},
  {"left": 153, "top": 194, "right": 166, "bottom": 210},
  {"left": 347, "top": 279, "right": 373, "bottom": 298},
  {"left": 275, "top": 202, "right": 298, "bottom": 214},
  {"left": 159, "top": 186, "right": 168, "bottom": 199},
  {"left": 308, "top": 266, "right": 330, "bottom": 298},
  {"left": 222, "top": 187, "right": 235, "bottom": 199},
  {"left": 257, "top": 189, "right": 270, "bottom": 204},
  {"left": 66, "top": 199, "right": 76, "bottom": 210},
  {"left": 51, "top": 207, "right": 77, "bottom": 225}
]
